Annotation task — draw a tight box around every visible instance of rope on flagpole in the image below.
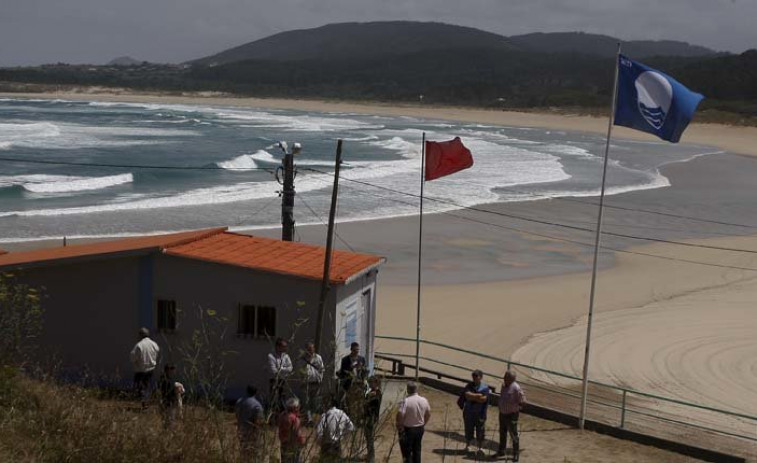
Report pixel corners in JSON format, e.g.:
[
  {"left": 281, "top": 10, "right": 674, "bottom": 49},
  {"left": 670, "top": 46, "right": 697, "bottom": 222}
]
[
  {"left": 415, "top": 132, "right": 426, "bottom": 380},
  {"left": 579, "top": 43, "right": 622, "bottom": 430}
]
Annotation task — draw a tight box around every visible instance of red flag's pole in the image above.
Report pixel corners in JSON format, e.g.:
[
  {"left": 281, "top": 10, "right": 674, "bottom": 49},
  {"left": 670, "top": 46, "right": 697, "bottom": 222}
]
[
  {"left": 579, "top": 43, "right": 622, "bottom": 430},
  {"left": 414, "top": 132, "right": 426, "bottom": 380}
]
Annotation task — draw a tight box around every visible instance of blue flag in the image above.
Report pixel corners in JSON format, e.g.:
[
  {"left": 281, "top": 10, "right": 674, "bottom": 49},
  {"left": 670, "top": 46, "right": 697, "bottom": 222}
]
[{"left": 614, "top": 54, "right": 704, "bottom": 143}]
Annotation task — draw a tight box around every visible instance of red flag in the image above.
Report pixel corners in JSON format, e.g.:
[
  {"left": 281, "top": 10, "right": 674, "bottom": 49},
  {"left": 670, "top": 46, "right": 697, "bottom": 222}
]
[{"left": 424, "top": 137, "right": 473, "bottom": 181}]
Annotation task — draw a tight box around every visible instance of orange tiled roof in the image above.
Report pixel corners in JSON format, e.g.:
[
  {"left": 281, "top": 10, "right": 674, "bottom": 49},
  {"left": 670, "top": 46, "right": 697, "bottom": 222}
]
[
  {"left": 166, "top": 232, "right": 384, "bottom": 284},
  {"left": 0, "top": 228, "right": 227, "bottom": 268},
  {"left": 0, "top": 248, "right": 6, "bottom": 256},
  {"left": 0, "top": 228, "right": 384, "bottom": 284}
]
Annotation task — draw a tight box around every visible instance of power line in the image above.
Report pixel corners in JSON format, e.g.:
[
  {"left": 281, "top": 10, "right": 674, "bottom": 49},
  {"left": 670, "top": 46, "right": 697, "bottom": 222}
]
[
  {"left": 3, "top": 154, "right": 752, "bottom": 231},
  {"left": 0, "top": 155, "right": 275, "bottom": 172},
  {"left": 4, "top": 154, "right": 757, "bottom": 258},
  {"left": 301, "top": 167, "right": 757, "bottom": 256},
  {"left": 298, "top": 195, "right": 356, "bottom": 252},
  {"left": 304, "top": 172, "right": 757, "bottom": 273},
  {"left": 560, "top": 197, "right": 757, "bottom": 230}
]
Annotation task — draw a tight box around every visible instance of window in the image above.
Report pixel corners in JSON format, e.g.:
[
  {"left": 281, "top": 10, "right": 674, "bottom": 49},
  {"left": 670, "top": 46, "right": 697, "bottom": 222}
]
[
  {"left": 157, "top": 300, "right": 177, "bottom": 332},
  {"left": 238, "top": 304, "right": 276, "bottom": 338},
  {"left": 256, "top": 306, "right": 276, "bottom": 337}
]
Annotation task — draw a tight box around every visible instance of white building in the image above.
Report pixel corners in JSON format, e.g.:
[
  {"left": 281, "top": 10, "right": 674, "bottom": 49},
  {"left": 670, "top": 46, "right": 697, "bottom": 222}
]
[{"left": 0, "top": 227, "right": 384, "bottom": 395}]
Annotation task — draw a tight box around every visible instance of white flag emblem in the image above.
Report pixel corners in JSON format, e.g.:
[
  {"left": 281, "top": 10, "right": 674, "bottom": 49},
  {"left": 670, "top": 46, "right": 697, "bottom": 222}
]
[{"left": 635, "top": 71, "right": 673, "bottom": 130}]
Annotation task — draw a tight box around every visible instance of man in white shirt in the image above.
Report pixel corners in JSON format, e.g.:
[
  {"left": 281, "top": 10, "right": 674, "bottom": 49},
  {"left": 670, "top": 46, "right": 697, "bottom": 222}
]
[
  {"left": 267, "top": 337, "right": 293, "bottom": 413},
  {"left": 316, "top": 398, "right": 355, "bottom": 461},
  {"left": 300, "top": 341, "right": 325, "bottom": 424},
  {"left": 396, "top": 382, "right": 431, "bottom": 463},
  {"left": 130, "top": 327, "right": 160, "bottom": 409}
]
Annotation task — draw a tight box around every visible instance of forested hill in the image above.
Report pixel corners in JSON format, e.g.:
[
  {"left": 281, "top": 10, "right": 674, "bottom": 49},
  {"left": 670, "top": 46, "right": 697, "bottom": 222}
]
[
  {"left": 507, "top": 32, "right": 718, "bottom": 58},
  {"left": 191, "top": 22, "right": 718, "bottom": 66},
  {"left": 190, "top": 22, "right": 517, "bottom": 66},
  {"left": 1, "top": 22, "right": 755, "bottom": 121}
]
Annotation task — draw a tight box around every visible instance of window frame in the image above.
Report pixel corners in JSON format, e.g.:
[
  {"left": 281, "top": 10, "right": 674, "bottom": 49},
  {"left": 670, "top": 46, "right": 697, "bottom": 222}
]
[
  {"left": 237, "top": 304, "right": 276, "bottom": 338},
  {"left": 156, "top": 299, "right": 178, "bottom": 333}
]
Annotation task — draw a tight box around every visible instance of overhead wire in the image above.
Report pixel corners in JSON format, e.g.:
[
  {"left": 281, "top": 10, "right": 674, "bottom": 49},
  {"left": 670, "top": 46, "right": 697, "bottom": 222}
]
[
  {"left": 3, "top": 154, "right": 757, "bottom": 260},
  {"left": 298, "top": 194, "right": 357, "bottom": 252},
  {"left": 300, "top": 166, "right": 757, "bottom": 256},
  {"left": 3, "top": 153, "right": 753, "bottom": 232},
  {"left": 302, "top": 171, "right": 757, "bottom": 273},
  {"left": 0, "top": 155, "right": 275, "bottom": 172}
]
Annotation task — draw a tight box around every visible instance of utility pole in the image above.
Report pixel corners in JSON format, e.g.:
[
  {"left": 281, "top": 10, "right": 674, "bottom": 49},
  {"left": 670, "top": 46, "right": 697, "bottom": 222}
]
[
  {"left": 315, "top": 139, "right": 343, "bottom": 353},
  {"left": 277, "top": 142, "right": 301, "bottom": 241}
]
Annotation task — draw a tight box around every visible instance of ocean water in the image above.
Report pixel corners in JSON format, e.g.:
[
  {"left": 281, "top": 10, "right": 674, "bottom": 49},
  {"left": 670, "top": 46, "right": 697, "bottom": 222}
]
[{"left": 0, "top": 98, "right": 720, "bottom": 243}]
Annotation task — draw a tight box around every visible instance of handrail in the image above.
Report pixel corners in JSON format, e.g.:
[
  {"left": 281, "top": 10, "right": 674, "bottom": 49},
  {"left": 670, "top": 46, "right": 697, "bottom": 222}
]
[
  {"left": 375, "top": 347, "right": 757, "bottom": 444},
  {"left": 375, "top": 335, "right": 757, "bottom": 423}
]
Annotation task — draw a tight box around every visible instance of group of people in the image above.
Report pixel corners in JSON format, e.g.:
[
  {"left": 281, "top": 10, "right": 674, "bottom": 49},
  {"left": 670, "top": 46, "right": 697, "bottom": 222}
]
[
  {"left": 395, "top": 369, "right": 526, "bottom": 463},
  {"left": 240, "top": 338, "right": 382, "bottom": 462},
  {"left": 130, "top": 329, "right": 526, "bottom": 462},
  {"left": 132, "top": 330, "right": 382, "bottom": 461},
  {"left": 460, "top": 369, "right": 525, "bottom": 461},
  {"left": 130, "top": 327, "right": 185, "bottom": 428}
]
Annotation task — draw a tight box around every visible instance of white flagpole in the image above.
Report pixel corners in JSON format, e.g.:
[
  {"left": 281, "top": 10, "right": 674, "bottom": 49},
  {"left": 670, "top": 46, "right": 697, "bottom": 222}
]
[
  {"left": 415, "top": 132, "right": 426, "bottom": 380},
  {"left": 579, "top": 43, "right": 622, "bottom": 430}
]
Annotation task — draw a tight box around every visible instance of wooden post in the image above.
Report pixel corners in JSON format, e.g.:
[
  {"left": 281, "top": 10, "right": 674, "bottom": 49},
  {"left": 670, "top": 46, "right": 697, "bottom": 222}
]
[{"left": 314, "top": 140, "right": 343, "bottom": 354}]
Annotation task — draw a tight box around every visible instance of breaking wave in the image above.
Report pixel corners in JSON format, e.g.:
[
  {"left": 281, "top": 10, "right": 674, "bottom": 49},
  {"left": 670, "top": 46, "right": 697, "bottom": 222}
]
[{"left": 0, "top": 173, "right": 133, "bottom": 193}]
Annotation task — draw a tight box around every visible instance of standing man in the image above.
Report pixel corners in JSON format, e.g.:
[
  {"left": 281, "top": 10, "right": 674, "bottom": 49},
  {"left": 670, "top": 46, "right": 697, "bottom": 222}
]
[
  {"left": 130, "top": 327, "right": 160, "bottom": 409},
  {"left": 462, "top": 369, "right": 490, "bottom": 455},
  {"left": 364, "top": 376, "right": 383, "bottom": 463},
  {"left": 268, "top": 337, "right": 293, "bottom": 414},
  {"left": 338, "top": 342, "right": 367, "bottom": 389},
  {"left": 235, "top": 385, "right": 265, "bottom": 462},
  {"left": 497, "top": 371, "right": 525, "bottom": 461},
  {"left": 338, "top": 342, "right": 367, "bottom": 416},
  {"left": 278, "top": 398, "right": 306, "bottom": 463},
  {"left": 316, "top": 397, "right": 355, "bottom": 461},
  {"left": 396, "top": 381, "right": 431, "bottom": 463},
  {"left": 300, "top": 341, "right": 325, "bottom": 424}
]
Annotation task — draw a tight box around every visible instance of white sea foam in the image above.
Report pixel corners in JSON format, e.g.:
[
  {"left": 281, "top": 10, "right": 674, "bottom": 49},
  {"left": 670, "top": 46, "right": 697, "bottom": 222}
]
[
  {"left": 0, "top": 121, "right": 196, "bottom": 150},
  {"left": 0, "top": 173, "right": 133, "bottom": 193},
  {"left": 0, "top": 174, "right": 332, "bottom": 217},
  {"left": 85, "top": 100, "right": 385, "bottom": 133},
  {"left": 541, "top": 144, "right": 596, "bottom": 158},
  {"left": 0, "top": 99, "right": 724, "bottom": 230},
  {"left": 214, "top": 109, "right": 385, "bottom": 132},
  {"left": 342, "top": 135, "right": 379, "bottom": 142},
  {"left": 216, "top": 151, "right": 266, "bottom": 170},
  {"left": 216, "top": 150, "right": 337, "bottom": 169}
]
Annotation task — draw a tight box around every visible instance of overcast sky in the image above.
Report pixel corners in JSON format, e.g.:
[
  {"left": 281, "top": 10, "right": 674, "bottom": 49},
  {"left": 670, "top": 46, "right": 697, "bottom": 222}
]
[{"left": 1, "top": 0, "right": 755, "bottom": 66}]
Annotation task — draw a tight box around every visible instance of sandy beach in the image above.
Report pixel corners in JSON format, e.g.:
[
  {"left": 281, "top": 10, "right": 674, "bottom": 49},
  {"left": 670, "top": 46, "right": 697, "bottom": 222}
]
[{"left": 4, "top": 91, "right": 757, "bottom": 446}]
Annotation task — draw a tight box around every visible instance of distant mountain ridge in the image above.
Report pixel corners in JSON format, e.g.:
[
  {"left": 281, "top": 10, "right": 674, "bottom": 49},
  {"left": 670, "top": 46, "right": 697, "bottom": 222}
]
[
  {"left": 190, "top": 22, "right": 516, "bottom": 66},
  {"left": 190, "top": 21, "right": 718, "bottom": 66},
  {"left": 4, "top": 21, "right": 754, "bottom": 121},
  {"left": 508, "top": 32, "right": 718, "bottom": 58},
  {"left": 107, "top": 56, "right": 142, "bottom": 66}
]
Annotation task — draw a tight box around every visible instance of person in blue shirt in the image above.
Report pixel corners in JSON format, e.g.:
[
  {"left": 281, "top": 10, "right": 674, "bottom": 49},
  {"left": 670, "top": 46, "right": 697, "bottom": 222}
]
[
  {"left": 235, "top": 385, "right": 265, "bottom": 461},
  {"left": 462, "top": 369, "right": 490, "bottom": 455}
]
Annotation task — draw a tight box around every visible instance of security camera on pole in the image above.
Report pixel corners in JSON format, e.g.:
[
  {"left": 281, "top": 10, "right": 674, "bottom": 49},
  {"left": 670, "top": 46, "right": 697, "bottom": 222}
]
[{"left": 275, "top": 141, "right": 301, "bottom": 242}]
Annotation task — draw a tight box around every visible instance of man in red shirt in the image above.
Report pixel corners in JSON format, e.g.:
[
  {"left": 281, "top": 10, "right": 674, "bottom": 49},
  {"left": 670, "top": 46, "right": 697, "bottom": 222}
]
[{"left": 278, "top": 397, "right": 306, "bottom": 463}]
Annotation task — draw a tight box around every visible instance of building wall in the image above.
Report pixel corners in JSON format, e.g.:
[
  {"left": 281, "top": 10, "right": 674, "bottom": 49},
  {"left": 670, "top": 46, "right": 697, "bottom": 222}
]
[
  {"left": 17, "top": 256, "right": 142, "bottom": 380},
  {"left": 11, "top": 252, "right": 380, "bottom": 400},
  {"left": 152, "top": 254, "right": 339, "bottom": 396},
  {"left": 334, "top": 270, "right": 379, "bottom": 372}
]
